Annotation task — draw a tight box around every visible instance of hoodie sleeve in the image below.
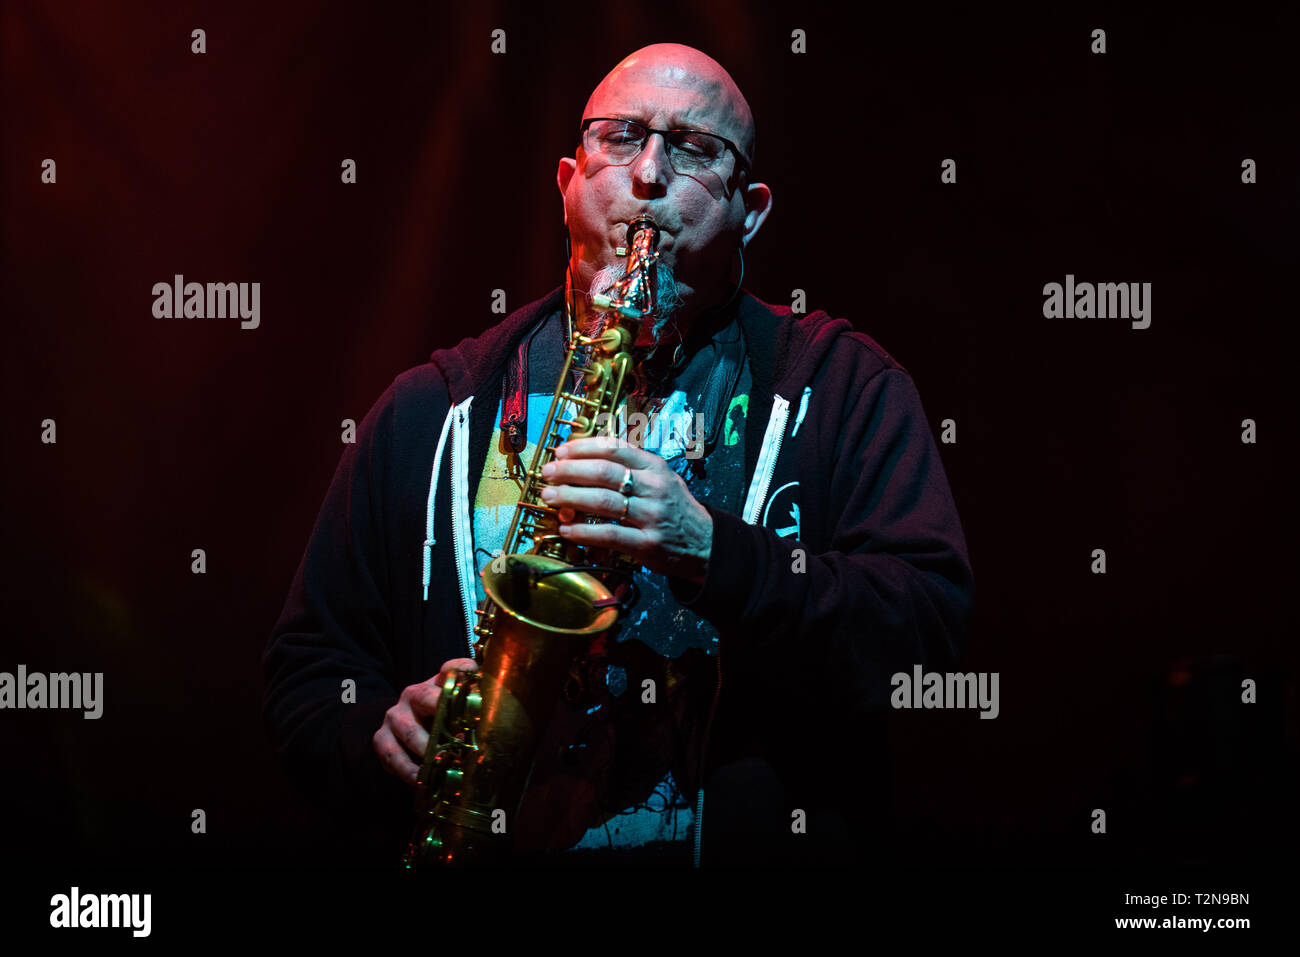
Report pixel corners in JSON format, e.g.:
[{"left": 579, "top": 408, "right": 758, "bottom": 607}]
[
  {"left": 261, "top": 380, "right": 406, "bottom": 813},
  {"left": 672, "top": 364, "right": 974, "bottom": 714}
]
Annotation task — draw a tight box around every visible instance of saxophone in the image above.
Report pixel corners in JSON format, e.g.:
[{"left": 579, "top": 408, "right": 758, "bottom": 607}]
[{"left": 403, "top": 214, "right": 662, "bottom": 866}]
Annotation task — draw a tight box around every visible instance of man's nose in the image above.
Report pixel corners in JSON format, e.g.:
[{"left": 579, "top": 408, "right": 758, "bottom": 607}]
[{"left": 630, "top": 132, "right": 671, "bottom": 189}]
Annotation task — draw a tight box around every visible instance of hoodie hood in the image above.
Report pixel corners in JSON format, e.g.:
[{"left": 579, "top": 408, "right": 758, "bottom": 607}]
[
  {"left": 734, "top": 294, "right": 908, "bottom": 400},
  {"left": 429, "top": 283, "right": 905, "bottom": 407},
  {"left": 429, "top": 287, "right": 567, "bottom": 405}
]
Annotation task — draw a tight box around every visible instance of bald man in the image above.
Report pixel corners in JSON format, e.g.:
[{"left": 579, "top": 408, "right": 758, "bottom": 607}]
[{"left": 264, "top": 43, "right": 973, "bottom": 867}]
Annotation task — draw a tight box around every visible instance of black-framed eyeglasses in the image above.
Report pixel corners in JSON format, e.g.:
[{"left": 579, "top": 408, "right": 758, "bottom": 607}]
[{"left": 579, "top": 117, "right": 751, "bottom": 183}]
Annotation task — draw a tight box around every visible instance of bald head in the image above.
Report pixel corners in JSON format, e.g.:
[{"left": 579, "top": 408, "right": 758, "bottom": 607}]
[{"left": 583, "top": 43, "right": 755, "bottom": 168}]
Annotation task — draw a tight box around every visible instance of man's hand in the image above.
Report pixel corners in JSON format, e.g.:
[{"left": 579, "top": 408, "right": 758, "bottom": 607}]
[
  {"left": 539, "top": 436, "right": 712, "bottom": 584},
  {"left": 373, "top": 658, "right": 478, "bottom": 785}
]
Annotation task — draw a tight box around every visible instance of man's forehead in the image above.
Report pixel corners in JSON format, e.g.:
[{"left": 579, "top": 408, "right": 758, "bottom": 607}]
[
  {"left": 594, "top": 98, "right": 720, "bottom": 128},
  {"left": 587, "top": 78, "right": 742, "bottom": 138},
  {"left": 582, "top": 45, "right": 755, "bottom": 158}
]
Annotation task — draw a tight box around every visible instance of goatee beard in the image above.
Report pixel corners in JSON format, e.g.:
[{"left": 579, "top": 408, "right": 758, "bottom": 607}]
[{"left": 587, "top": 260, "right": 683, "bottom": 346}]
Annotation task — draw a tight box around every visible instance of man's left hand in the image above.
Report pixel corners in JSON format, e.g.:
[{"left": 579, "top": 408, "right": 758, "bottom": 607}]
[{"left": 539, "top": 436, "right": 711, "bottom": 585}]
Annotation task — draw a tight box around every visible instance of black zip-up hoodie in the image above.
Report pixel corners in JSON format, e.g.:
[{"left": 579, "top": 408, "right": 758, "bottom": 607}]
[{"left": 262, "top": 285, "right": 974, "bottom": 866}]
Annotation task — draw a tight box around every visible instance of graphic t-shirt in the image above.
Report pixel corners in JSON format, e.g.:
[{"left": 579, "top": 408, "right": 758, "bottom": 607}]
[{"left": 471, "top": 306, "right": 751, "bottom": 859}]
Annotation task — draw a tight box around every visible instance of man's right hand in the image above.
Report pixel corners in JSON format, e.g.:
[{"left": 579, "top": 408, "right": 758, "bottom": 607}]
[{"left": 373, "top": 658, "right": 479, "bottom": 786}]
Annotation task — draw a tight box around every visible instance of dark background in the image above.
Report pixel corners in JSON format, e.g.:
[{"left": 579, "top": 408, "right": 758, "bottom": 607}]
[{"left": 1, "top": 1, "right": 1295, "bottom": 872}]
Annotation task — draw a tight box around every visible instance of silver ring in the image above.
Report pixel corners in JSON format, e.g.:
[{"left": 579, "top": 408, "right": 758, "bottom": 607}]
[{"left": 618, "top": 467, "right": 635, "bottom": 496}]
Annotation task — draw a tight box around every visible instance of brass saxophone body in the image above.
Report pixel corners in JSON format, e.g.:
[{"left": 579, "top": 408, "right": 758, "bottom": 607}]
[{"left": 404, "top": 215, "right": 661, "bottom": 866}]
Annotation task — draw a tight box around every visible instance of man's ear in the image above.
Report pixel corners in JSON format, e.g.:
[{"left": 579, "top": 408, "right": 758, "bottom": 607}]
[
  {"left": 740, "top": 181, "right": 773, "bottom": 247},
  {"left": 556, "top": 157, "right": 577, "bottom": 220}
]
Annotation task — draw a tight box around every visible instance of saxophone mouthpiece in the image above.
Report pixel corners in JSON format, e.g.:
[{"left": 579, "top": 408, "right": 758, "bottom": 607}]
[
  {"left": 592, "top": 215, "right": 661, "bottom": 317},
  {"left": 626, "top": 213, "right": 660, "bottom": 247}
]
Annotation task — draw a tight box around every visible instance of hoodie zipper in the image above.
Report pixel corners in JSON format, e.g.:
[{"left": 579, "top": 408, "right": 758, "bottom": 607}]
[
  {"left": 742, "top": 394, "right": 791, "bottom": 525},
  {"left": 448, "top": 397, "right": 478, "bottom": 660},
  {"left": 693, "top": 392, "right": 793, "bottom": 867}
]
